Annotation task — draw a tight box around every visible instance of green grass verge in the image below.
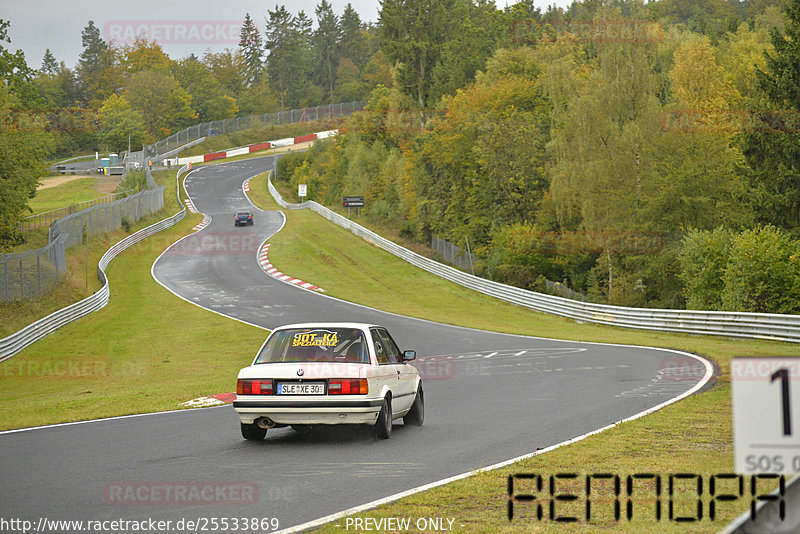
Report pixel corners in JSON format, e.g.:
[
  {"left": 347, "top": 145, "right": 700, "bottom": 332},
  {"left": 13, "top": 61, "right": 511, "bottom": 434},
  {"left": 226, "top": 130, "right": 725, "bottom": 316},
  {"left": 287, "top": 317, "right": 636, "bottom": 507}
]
[
  {"left": 247, "top": 170, "right": 799, "bottom": 532},
  {"left": 29, "top": 176, "right": 104, "bottom": 215}
]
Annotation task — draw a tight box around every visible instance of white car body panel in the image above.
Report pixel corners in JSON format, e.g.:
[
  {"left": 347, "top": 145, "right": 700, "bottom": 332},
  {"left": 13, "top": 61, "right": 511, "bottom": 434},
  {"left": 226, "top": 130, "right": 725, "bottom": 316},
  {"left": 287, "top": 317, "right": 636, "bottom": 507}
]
[{"left": 233, "top": 323, "right": 420, "bottom": 426}]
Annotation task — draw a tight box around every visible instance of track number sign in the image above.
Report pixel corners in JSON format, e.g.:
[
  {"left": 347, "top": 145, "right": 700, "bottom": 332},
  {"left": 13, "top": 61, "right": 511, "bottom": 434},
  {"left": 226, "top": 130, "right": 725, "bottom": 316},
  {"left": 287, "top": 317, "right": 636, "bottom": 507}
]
[{"left": 732, "top": 358, "right": 800, "bottom": 474}]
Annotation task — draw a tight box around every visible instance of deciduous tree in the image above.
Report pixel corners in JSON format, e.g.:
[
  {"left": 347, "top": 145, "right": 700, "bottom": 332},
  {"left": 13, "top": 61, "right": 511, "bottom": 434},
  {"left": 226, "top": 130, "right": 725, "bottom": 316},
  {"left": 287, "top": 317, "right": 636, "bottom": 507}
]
[
  {"left": 125, "top": 69, "right": 195, "bottom": 139},
  {"left": 98, "top": 93, "right": 145, "bottom": 152}
]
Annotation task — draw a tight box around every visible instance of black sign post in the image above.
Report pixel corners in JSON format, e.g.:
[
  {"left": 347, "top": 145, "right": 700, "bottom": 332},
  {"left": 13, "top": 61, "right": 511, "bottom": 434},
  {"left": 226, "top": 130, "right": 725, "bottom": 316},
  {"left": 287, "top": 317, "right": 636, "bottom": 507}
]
[{"left": 343, "top": 196, "right": 364, "bottom": 218}]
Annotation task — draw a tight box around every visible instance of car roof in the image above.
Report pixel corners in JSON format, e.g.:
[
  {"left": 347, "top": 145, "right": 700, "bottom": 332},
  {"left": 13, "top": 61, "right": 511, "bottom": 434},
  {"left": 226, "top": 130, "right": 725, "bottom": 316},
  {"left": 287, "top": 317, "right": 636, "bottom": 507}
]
[{"left": 272, "top": 322, "right": 381, "bottom": 331}]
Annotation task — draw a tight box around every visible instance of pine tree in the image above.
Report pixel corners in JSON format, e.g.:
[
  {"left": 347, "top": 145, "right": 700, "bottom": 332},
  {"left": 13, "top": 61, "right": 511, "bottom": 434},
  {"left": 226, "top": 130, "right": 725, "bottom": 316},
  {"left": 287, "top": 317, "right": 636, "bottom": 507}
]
[
  {"left": 265, "top": 6, "right": 318, "bottom": 110},
  {"left": 740, "top": 0, "right": 800, "bottom": 232},
  {"left": 314, "top": 0, "right": 341, "bottom": 103},
  {"left": 77, "top": 20, "right": 110, "bottom": 104},
  {"left": 340, "top": 3, "right": 366, "bottom": 68},
  {"left": 239, "top": 13, "right": 264, "bottom": 87},
  {"left": 41, "top": 49, "right": 57, "bottom": 74},
  {"left": 265, "top": 6, "right": 296, "bottom": 111},
  {"left": 379, "top": 0, "right": 458, "bottom": 108},
  {"left": 78, "top": 21, "right": 107, "bottom": 71}
]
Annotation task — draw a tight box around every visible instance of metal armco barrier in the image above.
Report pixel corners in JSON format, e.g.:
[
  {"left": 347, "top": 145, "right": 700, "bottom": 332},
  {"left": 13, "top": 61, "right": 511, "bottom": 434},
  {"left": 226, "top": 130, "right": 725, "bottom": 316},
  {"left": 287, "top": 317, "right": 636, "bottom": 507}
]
[
  {"left": 0, "top": 167, "right": 190, "bottom": 362},
  {"left": 268, "top": 177, "right": 800, "bottom": 343}
]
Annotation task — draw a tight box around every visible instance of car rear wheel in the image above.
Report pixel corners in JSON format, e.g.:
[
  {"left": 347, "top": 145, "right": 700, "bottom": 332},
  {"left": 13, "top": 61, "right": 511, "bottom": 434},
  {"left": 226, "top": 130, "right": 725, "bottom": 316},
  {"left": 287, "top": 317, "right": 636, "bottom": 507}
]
[
  {"left": 375, "top": 396, "right": 392, "bottom": 439},
  {"left": 403, "top": 386, "right": 424, "bottom": 426},
  {"left": 241, "top": 422, "right": 266, "bottom": 441}
]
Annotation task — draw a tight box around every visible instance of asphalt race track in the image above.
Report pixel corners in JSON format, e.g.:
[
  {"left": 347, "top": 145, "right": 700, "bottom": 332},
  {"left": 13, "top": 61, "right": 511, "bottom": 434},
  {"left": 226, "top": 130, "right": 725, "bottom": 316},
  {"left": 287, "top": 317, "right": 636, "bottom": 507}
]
[{"left": 0, "top": 156, "right": 713, "bottom": 532}]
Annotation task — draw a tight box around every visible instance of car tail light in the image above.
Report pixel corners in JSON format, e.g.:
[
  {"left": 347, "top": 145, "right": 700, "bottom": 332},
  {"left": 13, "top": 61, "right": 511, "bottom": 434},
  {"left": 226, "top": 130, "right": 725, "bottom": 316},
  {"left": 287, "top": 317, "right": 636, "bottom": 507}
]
[
  {"left": 328, "top": 379, "right": 368, "bottom": 395},
  {"left": 237, "top": 379, "right": 273, "bottom": 395}
]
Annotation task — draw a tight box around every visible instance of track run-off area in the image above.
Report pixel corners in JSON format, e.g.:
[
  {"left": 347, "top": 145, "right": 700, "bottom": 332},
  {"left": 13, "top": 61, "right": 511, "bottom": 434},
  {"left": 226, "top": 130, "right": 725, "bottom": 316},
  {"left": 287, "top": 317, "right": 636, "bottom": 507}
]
[{"left": 0, "top": 156, "right": 713, "bottom": 532}]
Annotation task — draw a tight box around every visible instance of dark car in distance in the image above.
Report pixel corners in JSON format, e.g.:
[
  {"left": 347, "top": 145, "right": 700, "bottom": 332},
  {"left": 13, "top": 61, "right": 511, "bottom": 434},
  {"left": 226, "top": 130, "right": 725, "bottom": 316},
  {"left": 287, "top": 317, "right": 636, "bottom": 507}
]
[{"left": 235, "top": 210, "right": 254, "bottom": 226}]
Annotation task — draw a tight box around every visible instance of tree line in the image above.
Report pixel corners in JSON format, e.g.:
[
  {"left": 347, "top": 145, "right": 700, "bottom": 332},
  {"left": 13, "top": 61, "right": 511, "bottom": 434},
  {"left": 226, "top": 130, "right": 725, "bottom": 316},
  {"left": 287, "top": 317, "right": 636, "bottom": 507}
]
[{"left": 277, "top": 0, "right": 800, "bottom": 314}]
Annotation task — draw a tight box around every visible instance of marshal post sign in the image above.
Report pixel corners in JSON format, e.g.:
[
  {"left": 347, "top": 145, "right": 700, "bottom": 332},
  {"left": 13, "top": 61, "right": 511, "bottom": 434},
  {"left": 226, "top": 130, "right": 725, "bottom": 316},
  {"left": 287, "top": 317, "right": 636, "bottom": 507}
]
[{"left": 343, "top": 196, "right": 364, "bottom": 208}]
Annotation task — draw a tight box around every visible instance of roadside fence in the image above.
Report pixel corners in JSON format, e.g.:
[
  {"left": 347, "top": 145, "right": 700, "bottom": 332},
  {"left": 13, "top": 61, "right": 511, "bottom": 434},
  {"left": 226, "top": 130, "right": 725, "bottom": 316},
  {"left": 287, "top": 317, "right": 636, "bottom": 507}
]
[
  {"left": 431, "top": 235, "right": 476, "bottom": 273},
  {"left": 0, "top": 166, "right": 189, "bottom": 361},
  {"left": 49, "top": 186, "right": 165, "bottom": 249},
  {"left": 0, "top": 235, "right": 68, "bottom": 302},
  {"left": 19, "top": 192, "right": 130, "bottom": 232},
  {"left": 2, "top": 168, "right": 164, "bottom": 303}
]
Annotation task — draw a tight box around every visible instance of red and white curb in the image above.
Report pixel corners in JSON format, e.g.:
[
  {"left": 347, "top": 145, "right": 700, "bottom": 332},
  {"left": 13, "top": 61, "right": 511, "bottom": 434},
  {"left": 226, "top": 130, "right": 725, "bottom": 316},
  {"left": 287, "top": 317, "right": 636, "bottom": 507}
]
[
  {"left": 258, "top": 242, "right": 324, "bottom": 292},
  {"left": 167, "top": 129, "right": 338, "bottom": 167},
  {"left": 180, "top": 392, "right": 235, "bottom": 408},
  {"left": 183, "top": 198, "right": 198, "bottom": 213},
  {"left": 192, "top": 214, "right": 211, "bottom": 232},
  {"left": 243, "top": 178, "right": 251, "bottom": 193}
]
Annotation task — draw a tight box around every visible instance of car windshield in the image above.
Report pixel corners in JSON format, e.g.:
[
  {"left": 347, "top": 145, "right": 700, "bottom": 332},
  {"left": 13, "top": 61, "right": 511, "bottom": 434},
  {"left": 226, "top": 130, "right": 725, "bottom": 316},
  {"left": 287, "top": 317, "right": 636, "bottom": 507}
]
[
  {"left": 237, "top": 212, "right": 250, "bottom": 216},
  {"left": 255, "top": 328, "right": 369, "bottom": 364}
]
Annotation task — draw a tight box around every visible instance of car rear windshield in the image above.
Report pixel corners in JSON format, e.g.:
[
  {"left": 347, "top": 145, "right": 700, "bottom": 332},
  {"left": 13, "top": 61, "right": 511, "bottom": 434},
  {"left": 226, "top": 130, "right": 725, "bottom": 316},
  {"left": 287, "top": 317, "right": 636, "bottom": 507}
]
[
  {"left": 237, "top": 212, "right": 250, "bottom": 216},
  {"left": 255, "top": 328, "right": 369, "bottom": 364}
]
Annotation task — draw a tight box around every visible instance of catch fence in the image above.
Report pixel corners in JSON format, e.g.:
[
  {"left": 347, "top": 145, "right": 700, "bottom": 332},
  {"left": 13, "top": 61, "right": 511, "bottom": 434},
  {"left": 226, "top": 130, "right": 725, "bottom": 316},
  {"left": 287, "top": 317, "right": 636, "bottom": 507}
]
[
  {"left": 2, "top": 168, "right": 164, "bottom": 302},
  {"left": 149, "top": 101, "right": 363, "bottom": 157},
  {"left": 431, "top": 235, "right": 476, "bottom": 273},
  {"left": 19, "top": 191, "right": 130, "bottom": 232},
  {"left": 0, "top": 236, "right": 68, "bottom": 302}
]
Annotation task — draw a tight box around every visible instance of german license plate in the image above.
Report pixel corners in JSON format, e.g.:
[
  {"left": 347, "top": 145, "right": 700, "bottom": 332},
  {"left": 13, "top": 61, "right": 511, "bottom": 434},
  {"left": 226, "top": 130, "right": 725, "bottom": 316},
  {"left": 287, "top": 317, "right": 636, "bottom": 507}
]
[{"left": 277, "top": 382, "right": 325, "bottom": 395}]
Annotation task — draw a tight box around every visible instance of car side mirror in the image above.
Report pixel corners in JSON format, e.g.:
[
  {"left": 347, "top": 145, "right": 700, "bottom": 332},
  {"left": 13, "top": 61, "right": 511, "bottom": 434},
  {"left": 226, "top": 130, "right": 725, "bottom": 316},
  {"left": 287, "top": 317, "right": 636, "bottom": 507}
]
[{"left": 403, "top": 350, "right": 416, "bottom": 361}]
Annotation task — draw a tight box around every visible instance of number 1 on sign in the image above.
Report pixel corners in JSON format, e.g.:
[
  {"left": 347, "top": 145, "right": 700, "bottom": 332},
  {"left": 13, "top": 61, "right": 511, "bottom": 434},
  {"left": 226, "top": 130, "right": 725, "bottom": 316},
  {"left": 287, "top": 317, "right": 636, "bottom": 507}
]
[{"left": 771, "top": 368, "right": 792, "bottom": 436}]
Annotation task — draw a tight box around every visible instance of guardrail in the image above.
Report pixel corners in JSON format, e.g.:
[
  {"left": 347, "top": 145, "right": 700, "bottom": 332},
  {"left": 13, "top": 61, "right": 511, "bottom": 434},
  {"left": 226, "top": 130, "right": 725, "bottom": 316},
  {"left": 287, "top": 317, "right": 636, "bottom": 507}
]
[
  {"left": 267, "top": 177, "right": 800, "bottom": 343},
  {"left": 0, "top": 167, "right": 190, "bottom": 362}
]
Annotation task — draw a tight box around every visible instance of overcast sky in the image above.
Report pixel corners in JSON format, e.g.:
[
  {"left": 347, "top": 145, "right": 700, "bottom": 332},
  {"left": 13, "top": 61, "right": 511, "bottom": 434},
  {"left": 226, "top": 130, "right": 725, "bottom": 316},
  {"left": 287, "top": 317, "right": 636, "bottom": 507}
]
[{"left": 3, "top": 0, "right": 563, "bottom": 70}]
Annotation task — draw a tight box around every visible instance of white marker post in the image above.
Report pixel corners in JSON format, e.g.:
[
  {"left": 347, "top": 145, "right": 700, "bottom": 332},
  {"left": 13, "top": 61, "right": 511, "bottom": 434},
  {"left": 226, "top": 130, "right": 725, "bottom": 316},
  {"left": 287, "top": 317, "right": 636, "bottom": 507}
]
[
  {"left": 298, "top": 184, "right": 307, "bottom": 200},
  {"left": 732, "top": 357, "right": 800, "bottom": 474}
]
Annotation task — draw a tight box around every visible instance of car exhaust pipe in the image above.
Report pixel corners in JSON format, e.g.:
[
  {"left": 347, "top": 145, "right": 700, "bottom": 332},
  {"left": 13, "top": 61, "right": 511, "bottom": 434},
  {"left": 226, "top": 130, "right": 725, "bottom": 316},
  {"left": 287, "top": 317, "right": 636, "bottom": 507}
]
[{"left": 256, "top": 417, "right": 276, "bottom": 429}]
